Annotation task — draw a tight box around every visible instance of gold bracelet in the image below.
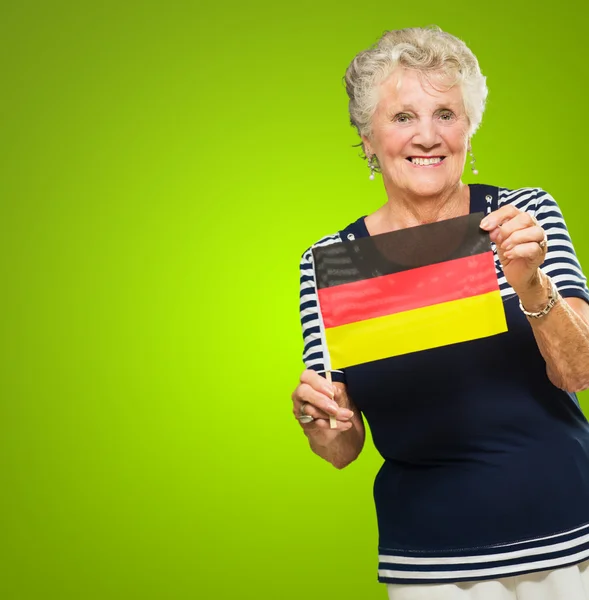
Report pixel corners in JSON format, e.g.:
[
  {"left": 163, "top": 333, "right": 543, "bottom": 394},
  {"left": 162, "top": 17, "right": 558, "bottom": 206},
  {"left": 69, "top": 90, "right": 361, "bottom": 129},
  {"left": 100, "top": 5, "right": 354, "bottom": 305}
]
[{"left": 518, "top": 276, "right": 560, "bottom": 319}]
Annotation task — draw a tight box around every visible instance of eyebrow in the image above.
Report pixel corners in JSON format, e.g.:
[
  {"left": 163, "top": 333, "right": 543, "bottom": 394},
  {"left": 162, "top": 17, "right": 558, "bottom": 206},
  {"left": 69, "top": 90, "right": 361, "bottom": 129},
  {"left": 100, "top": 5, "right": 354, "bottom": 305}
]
[{"left": 393, "top": 104, "right": 457, "bottom": 112}]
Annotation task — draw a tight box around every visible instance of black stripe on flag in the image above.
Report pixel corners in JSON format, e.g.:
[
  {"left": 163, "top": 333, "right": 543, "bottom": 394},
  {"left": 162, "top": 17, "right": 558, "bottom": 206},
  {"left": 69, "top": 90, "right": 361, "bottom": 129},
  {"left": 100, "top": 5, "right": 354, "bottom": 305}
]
[{"left": 312, "top": 212, "right": 490, "bottom": 290}]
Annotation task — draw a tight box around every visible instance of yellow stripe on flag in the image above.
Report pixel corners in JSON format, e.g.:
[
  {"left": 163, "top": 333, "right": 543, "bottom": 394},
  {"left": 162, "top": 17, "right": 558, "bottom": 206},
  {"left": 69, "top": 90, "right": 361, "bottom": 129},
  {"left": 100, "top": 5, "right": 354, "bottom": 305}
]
[{"left": 325, "top": 290, "right": 507, "bottom": 369}]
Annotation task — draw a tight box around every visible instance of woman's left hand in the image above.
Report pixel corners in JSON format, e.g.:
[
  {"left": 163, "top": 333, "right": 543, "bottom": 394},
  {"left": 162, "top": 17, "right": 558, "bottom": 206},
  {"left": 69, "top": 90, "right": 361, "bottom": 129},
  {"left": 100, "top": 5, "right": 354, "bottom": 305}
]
[{"left": 480, "top": 206, "right": 548, "bottom": 295}]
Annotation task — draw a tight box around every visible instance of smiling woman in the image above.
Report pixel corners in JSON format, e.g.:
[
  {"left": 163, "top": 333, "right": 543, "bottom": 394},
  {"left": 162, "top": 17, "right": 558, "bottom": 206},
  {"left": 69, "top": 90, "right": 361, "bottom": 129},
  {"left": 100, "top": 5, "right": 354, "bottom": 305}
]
[{"left": 292, "top": 26, "right": 589, "bottom": 600}]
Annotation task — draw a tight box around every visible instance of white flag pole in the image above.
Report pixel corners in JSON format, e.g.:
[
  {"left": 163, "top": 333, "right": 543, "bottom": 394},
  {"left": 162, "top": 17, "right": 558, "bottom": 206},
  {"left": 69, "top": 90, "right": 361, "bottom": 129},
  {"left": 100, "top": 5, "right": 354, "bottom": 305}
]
[
  {"left": 311, "top": 248, "right": 338, "bottom": 430},
  {"left": 325, "top": 370, "right": 337, "bottom": 430}
]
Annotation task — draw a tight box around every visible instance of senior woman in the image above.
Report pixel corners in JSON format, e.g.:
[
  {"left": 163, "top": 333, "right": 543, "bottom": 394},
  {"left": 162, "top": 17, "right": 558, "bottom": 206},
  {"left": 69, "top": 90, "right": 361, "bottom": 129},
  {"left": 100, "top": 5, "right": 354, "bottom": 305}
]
[{"left": 293, "top": 27, "right": 589, "bottom": 599}]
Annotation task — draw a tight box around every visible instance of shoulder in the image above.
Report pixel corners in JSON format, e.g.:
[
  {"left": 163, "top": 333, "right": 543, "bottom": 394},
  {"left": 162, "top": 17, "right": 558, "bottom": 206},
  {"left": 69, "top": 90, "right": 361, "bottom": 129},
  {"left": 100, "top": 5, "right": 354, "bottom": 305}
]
[
  {"left": 300, "top": 232, "right": 343, "bottom": 265},
  {"left": 497, "top": 186, "right": 559, "bottom": 213},
  {"left": 300, "top": 215, "right": 366, "bottom": 264}
]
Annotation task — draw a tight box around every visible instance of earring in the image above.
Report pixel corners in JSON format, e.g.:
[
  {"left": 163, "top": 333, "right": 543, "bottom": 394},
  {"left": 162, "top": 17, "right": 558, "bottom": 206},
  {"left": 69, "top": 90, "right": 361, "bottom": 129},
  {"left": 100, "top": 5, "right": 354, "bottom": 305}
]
[
  {"left": 368, "top": 155, "right": 377, "bottom": 180},
  {"left": 468, "top": 144, "right": 479, "bottom": 175}
]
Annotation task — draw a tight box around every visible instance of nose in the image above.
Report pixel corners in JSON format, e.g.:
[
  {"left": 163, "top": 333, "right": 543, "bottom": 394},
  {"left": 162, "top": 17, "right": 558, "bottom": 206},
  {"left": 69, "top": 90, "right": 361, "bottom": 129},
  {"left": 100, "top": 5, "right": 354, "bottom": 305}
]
[{"left": 413, "top": 118, "right": 439, "bottom": 149}]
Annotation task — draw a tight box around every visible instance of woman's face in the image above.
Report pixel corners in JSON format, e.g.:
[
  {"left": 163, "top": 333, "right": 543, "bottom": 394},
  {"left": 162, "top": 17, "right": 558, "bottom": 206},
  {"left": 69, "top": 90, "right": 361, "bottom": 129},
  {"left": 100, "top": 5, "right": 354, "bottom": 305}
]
[{"left": 363, "top": 69, "right": 470, "bottom": 199}]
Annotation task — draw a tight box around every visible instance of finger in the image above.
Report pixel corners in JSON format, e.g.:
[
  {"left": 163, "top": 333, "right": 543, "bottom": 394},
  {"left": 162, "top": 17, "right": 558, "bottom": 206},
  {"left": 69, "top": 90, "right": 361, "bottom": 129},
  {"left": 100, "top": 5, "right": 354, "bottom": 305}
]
[
  {"left": 480, "top": 205, "right": 521, "bottom": 230},
  {"left": 307, "top": 418, "right": 354, "bottom": 432},
  {"left": 489, "top": 215, "right": 537, "bottom": 247},
  {"left": 500, "top": 225, "right": 545, "bottom": 251},
  {"left": 292, "top": 383, "right": 347, "bottom": 417},
  {"left": 299, "top": 369, "right": 335, "bottom": 399},
  {"left": 488, "top": 213, "right": 532, "bottom": 246},
  {"left": 295, "top": 402, "right": 331, "bottom": 421},
  {"left": 495, "top": 211, "right": 537, "bottom": 240},
  {"left": 302, "top": 402, "right": 354, "bottom": 421},
  {"left": 503, "top": 241, "right": 546, "bottom": 261},
  {"left": 297, "top": 393, "right": 355, "bottom": 420}
]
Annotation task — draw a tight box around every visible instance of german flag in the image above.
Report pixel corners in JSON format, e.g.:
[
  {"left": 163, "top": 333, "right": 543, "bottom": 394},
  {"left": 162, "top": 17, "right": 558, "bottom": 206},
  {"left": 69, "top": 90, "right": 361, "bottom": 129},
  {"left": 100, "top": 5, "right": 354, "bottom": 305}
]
[{"left": 312, "top": 213, "right": 507, "bottom": 370}]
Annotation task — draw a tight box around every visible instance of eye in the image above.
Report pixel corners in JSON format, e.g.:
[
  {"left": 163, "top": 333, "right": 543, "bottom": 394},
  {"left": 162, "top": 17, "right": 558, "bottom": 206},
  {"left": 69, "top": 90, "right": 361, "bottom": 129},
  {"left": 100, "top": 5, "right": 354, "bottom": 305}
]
[
  {"left": 393, "top": 112, "right": 412, "bottom": 123},
  {"left": 438, "top": 110, "right": 455, "bottom": 121}
]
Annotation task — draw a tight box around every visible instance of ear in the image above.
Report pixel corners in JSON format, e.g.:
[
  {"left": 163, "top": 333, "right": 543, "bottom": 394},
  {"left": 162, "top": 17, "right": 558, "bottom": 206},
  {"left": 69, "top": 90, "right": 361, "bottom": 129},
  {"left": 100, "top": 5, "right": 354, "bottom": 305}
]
[{"left": 361, "top": 134, "right": 373, "bottom": 156}]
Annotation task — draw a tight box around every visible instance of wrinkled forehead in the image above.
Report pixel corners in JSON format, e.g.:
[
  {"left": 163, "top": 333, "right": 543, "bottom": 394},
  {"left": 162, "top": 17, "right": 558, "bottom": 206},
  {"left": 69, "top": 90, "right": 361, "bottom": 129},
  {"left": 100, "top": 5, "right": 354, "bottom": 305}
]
[{"left": 378, "top": 68, "right": 463, "bottom": 108}]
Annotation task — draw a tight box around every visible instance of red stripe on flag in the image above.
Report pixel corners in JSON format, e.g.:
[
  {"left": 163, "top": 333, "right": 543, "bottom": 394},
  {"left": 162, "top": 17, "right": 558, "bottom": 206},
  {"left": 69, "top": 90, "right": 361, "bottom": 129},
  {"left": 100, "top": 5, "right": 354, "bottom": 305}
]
[{"left": 318, "top": 251, "right": 498, "bottom": 329}]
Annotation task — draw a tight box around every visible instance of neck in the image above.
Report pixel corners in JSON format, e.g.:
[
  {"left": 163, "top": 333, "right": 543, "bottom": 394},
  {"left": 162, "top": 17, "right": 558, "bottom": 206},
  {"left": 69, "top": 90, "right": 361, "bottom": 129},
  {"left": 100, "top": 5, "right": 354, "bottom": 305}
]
[{"left": 377, "top": 182, "right": 469, "bottom": 232}]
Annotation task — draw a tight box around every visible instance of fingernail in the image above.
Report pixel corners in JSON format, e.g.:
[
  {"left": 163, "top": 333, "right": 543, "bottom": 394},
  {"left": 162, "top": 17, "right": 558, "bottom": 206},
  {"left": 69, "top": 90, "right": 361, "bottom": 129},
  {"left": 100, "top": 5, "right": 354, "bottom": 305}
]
[
  {"left": 480, "top": 217, "right": 489, "bottom": 228},
  {"left": 328, "top": 402, "right": 339, "bottom": 413},
  {"left": 503, "top": 243, "right": 513, "bottom": 251},
  {"left": 339, "top": 409, "right": 354, "bottom": 419},
  {"left": 324, "top": 387, "right": 335, "bottom": 398}
]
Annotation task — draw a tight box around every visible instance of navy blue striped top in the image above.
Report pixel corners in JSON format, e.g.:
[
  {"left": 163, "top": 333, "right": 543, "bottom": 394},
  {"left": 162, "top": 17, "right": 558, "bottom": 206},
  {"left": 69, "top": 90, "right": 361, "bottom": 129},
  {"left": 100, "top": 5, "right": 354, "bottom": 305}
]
[{"left": 299, "top": 184, "right": 589, "bottom": 584}]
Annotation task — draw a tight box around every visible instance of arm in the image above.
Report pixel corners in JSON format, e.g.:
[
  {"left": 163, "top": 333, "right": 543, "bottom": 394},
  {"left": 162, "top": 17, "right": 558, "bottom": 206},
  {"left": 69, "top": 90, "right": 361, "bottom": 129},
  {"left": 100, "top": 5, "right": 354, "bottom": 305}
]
[
  {"left": 516, "top": 274, "right": 589, "bottom": 392},
  {"left": 481, "top": 192, "right": 589, "bottom": 392}
]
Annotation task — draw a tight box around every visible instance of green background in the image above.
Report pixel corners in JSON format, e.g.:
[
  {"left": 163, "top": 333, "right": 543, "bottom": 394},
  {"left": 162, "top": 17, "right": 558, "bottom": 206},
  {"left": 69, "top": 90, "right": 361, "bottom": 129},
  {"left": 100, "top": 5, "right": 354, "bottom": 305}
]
[{"left": 1, "top": 1, "right": 587, "bottom": 598}]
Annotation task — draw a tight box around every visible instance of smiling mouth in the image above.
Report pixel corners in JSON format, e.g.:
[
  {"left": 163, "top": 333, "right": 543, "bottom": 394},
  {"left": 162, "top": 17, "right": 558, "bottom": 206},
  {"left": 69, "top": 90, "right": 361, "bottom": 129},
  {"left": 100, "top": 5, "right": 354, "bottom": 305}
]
[{"left": 407, "top": 157, "right": 446, "bottom": 166}]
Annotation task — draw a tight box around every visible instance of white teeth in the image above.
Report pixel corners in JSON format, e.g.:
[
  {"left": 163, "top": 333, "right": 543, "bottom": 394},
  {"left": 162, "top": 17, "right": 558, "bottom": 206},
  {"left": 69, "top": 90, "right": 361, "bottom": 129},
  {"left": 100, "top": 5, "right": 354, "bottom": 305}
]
[{"left": 411, "top": 157, "right": 443, "bottom": 166}]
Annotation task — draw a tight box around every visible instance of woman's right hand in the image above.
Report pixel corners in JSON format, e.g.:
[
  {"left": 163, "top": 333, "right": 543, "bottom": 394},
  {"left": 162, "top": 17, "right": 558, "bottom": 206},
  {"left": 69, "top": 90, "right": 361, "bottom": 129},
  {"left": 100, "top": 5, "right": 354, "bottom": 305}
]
[
  {"left": 292, "top": 369, "right": 365, "bottom": 468},
  {"left": 291, "top": 369, "right": 355, "bottom": 434}
]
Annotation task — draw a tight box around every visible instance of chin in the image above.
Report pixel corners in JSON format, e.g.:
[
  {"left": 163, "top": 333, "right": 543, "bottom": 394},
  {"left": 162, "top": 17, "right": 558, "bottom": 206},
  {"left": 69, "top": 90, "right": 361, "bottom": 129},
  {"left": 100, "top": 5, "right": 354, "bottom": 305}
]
[
  {"left": 405, "top": 170, "right": 462, "bottom": 198},
  {"left": 406, "top": 181, "right": 448, "bottom": 198},
  {"left": 386, "top": 169, "right": 451, "bottom": 196}
]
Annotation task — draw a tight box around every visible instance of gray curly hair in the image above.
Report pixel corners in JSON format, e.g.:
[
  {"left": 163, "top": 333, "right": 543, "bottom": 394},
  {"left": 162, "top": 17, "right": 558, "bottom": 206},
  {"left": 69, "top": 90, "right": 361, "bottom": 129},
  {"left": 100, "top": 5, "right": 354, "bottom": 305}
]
[{"left": 345, "top": 27, "right": 488, "bottom": 150}]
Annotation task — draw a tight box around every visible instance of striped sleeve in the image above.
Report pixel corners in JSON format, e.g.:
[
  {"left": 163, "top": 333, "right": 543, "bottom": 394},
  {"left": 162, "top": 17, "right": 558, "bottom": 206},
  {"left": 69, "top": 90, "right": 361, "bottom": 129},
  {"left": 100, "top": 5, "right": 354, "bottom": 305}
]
[
  {"left": 498, "top": 187, "right": 589, "bottom": 303},
  {"left": 299, "top": 233, "right": 347, "bottom": 383}
]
